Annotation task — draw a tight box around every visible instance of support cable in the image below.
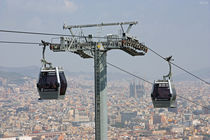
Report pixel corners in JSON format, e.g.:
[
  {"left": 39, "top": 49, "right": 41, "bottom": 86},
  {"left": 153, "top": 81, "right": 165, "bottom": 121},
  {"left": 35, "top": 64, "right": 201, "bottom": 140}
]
[
  {"left": 107, "top": 62, "right": 210, "bottom": 110},
  {"left": 0, "top": 29, "right": 118, "bottom": 39},
  {"left": 0, "top": 40, "right": 40, "bottom": 45},
  {"left": 107, "top": 62, "right": 152, "bottom": 84},
  {"left": 0, "top": 40, "right": 209, "bottom": 110},
  {"left": 148, "top": 47, "right": 210, "bottom": 85},
  {"left": 0, "top": 40, "right": 209, "bottom": 85}
]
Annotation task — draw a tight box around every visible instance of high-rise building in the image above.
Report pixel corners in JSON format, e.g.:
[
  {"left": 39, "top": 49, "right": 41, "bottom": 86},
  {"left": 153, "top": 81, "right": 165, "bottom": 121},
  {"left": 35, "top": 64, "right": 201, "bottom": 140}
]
[
  {"left": 129, "top": 81, "right": 136, "bottom": 98},
  {"left": 136, "top": 84, "right": 145, "bottom": 98},
  {"left": 129, "top": 81, "right": 145, "bottom": 98}
]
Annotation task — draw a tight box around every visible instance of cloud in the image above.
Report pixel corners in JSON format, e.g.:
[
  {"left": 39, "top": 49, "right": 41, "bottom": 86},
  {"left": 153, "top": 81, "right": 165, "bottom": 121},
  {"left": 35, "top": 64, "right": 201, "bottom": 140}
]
[
  {"left": 64, "top": 0, "right": 77, "bottom": 11},
  {"left": 5, "top": 0, "right": 78, "bottom": 14},
  {"left": 199, "top": 1, "right": 208, "bottom": 5}
]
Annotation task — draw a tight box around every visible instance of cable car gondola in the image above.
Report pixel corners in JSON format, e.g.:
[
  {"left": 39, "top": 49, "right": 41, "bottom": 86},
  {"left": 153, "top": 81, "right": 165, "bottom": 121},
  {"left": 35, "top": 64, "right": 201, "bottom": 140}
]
[
  {"left": 37, "top": 67, "right": 67, "bottom": 100},
  {"left": 151, "top": 79, "right": 176, "bottom": 108},
  {"left": 37, "top": 41, "right": 67, "bottom": 100},
  {"left": 151, "top": 56, "right": 177, "bottom": 108}
]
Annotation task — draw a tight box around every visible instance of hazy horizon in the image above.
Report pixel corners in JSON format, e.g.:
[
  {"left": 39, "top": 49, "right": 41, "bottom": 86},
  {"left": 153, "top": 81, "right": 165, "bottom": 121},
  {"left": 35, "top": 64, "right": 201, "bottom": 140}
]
[{"left": 0, "top": 0, "right": 209, "bottom": 80}]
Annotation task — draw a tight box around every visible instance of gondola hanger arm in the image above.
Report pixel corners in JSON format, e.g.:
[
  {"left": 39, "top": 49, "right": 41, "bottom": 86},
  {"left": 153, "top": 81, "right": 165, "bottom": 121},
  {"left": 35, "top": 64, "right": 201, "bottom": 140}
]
[{"left": 163, "top": 56, "right": 173, "bottom": 80}]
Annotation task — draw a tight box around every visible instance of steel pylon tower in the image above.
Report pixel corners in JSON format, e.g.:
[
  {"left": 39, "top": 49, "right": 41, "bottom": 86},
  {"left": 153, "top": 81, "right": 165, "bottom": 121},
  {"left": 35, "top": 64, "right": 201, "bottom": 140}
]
[{"left": 42, "top": 21, "right": 148, "bottom": 140}]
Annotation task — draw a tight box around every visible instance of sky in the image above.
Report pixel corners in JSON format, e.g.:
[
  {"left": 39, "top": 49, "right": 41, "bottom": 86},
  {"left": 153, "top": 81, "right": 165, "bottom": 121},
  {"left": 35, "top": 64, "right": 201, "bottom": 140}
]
[{"left": 0, "top": 0, "right": 209, "bottom": 80}]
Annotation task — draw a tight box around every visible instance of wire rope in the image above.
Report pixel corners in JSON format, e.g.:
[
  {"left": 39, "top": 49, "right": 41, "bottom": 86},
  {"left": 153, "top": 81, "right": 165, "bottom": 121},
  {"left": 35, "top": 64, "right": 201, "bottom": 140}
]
[
  {"left": 107, "top": 62, "right": 210, "bottom": 110},
  {"left": 0, "top": 40, "right": 209, "bottom": 110}
]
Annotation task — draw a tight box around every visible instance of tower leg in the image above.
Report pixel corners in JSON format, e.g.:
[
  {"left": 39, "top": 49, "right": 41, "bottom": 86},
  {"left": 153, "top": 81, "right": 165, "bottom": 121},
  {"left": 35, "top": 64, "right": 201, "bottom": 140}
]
[{"left": 94, "top": 49, "right": 107, "bottom": 140}]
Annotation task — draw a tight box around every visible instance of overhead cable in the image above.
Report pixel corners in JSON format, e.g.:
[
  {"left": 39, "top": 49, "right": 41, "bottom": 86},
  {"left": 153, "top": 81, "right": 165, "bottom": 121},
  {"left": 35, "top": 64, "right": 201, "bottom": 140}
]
[
  {"left": 0, "top": 40, "right": 209, "bottom": 110},
  {"left": 147, "top": 47, "right": 210, "bottom": 85},
  {"left": 107, "top": 62, "right": 152, "bottom": 84},
  {"left": 107, "top": 62, "right": 210, "bottom": 110},
  {"left": 0, "top": 29, "right": 117, "bottom": 39},
  {"left": 0, "top": 39, "right": 209, "bottom": 85},
  {"left": 0, "top": 40, "right": 40, "bottom": 45}
]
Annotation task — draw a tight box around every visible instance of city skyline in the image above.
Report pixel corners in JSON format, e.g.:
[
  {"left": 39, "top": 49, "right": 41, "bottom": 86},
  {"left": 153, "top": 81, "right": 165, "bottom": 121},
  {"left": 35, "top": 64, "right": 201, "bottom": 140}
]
[
  {"left": 0, "top": 0, "right": 209, "bottom": 139},
  {"left": 0, "top": 72, "right": 209, "bottom": 139}
]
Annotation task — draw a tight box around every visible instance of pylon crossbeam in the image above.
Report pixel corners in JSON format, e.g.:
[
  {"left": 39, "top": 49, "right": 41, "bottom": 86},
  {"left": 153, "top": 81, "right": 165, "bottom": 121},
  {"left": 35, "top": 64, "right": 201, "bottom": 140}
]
[{"left": 63, "top": 21, "right": 138, "bottom": 29}]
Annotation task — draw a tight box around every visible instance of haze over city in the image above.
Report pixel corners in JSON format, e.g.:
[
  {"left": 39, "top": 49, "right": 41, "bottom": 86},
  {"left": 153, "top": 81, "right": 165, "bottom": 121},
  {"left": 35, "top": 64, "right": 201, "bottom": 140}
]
[
  {"left": 0, "top": 0, "right": 209, "bottom": 140},
  {"left": 0, "top": 0, "right": 209, "bottom": 80}
]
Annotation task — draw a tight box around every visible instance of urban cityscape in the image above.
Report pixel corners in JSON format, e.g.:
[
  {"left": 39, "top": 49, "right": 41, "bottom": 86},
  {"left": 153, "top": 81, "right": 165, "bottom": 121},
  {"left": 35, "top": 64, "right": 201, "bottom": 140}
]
[
  {"left": 0, "top": 0, "right": 209, "bottom": 140},
  {"left": 0, "top": 71, "right": 209, "bottom": 140}
]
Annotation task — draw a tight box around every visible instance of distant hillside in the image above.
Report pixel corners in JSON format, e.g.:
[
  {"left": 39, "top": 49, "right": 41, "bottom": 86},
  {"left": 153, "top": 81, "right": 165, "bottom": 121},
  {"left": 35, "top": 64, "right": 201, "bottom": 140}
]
[
  {"left": 67, "top": 67, "right": 210, "bottom": 82},
  {"left": 0, "top": 65, "right": 209, "bottom": 83},
  {"left": 0, "top": 66, "right": 40, "bottom": 78},
  {"left": 66, "top": 71, "right": 133, "bottom": 81},
  {"left": 0, "top": 66, "right": 40, "bottom": 85},
  {"left": 174, "top": 67, "right": 210, "bottom": 82},
  {"left": 0, "top": 71, "right": 26, "bottom": 85},
  {"left": 0, "top": 70, "right": 23, "bottom": 79}
]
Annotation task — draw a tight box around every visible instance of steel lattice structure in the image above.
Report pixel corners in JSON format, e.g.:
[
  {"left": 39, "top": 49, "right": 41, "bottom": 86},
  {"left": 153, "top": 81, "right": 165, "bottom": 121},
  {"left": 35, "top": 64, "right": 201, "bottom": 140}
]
[{"left": 41, "top": 21, "right": 148, "bottom": 140}]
